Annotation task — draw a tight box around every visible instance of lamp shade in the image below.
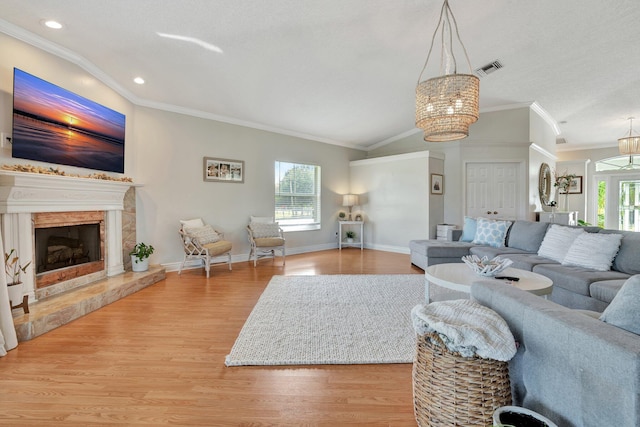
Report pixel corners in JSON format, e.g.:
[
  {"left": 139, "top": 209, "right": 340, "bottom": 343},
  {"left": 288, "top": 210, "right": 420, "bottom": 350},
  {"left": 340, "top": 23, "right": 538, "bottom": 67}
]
[
  {"left": 342, "top": 194, "right": 358, "bottom": 207},
  {"left": 619, "top": 136, "right": 640, "bottom": 155},
  {"left": 416, "top": 74, "right": 480, "bottom": 142}
]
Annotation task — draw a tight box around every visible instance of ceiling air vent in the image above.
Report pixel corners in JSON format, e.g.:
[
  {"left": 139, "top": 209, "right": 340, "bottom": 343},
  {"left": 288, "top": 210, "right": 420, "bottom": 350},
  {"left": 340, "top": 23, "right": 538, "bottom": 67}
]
[
  {"left": 556, "top": 138, "right": 568, "bottom": 145},
  {"left": 475, "top": 60, "right": 503, "bottom": 77}
]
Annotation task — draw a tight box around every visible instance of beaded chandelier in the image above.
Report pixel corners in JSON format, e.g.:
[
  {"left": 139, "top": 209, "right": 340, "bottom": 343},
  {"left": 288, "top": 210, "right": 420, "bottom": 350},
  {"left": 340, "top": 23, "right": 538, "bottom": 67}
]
[{"left": 415, "top": 0, "right": 479, "bottom": 142}]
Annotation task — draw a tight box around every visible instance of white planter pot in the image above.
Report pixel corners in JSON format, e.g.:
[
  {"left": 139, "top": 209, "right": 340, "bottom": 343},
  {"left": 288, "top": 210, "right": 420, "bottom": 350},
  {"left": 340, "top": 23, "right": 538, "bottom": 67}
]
[
  {"left": 493, "top": 406, "right": 558, "bottom": 427},
  {"left": 131, "top": 255, "right": 149, "bottom": 272},
  {"left": 346, "top": 238, "right": 354, "bottom": 243},
  {"left": 7, "top": 282, "right": 24, "bottom": 306}
]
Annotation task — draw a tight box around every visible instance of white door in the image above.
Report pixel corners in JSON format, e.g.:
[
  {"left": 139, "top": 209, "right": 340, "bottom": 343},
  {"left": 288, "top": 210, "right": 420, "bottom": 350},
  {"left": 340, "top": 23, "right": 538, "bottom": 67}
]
[{"left": 466, "top": 162, "right": 519, "bottom": 219}]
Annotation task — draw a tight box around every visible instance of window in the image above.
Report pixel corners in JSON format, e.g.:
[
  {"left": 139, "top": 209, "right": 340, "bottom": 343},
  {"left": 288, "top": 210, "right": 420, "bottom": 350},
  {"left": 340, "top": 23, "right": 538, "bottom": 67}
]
[
  {"left": 619, "top": 180, "right": 640, "bottom": 231},
  {"left": 275, "top": 161, "right": 321, "bottom": 230}
]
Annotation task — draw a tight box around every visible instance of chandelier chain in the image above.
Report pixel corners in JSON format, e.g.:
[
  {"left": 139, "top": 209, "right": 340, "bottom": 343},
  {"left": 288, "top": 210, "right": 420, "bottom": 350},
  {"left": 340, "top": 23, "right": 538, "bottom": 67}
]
[{"left": 417, "top": 0, "right": 474, "bottom": 84}]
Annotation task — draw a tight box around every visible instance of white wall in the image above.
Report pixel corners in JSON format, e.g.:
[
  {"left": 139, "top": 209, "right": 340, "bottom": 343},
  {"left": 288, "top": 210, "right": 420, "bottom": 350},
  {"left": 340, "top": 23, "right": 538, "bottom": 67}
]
[
  {"left": 133, "top": 107, "right": 363, "bottom": 265},
  {"left": 0, "top": 33, "right": 135, "bottom": 174},
  {"left": 0, "top": 32, "right": 366, "bottom": 269},
  {"left": 349, "top": 152, "right": 443, "bottom": 252},
  {"left": 368, "top": 106, "right": 551, "bottom": 225}
]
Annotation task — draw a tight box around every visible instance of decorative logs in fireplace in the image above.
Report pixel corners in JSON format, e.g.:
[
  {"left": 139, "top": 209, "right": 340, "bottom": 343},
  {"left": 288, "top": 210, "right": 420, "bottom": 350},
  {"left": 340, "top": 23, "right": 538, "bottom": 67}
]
[{"left": 44, "top": 235, "right": 90, "bottom": 271}]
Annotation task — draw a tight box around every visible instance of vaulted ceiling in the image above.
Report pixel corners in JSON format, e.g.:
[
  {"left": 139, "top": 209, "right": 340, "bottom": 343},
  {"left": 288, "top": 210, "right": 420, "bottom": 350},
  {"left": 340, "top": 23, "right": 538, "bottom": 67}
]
[{"left": 1, "top": 0, "right": 639, "bottom": 151}]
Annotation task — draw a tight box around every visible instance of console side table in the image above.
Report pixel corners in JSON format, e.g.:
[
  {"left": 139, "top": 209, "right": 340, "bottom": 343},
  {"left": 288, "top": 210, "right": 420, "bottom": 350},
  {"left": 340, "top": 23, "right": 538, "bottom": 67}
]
[{"left": 339, "top": 221, "right": 364, "bottom": 250}]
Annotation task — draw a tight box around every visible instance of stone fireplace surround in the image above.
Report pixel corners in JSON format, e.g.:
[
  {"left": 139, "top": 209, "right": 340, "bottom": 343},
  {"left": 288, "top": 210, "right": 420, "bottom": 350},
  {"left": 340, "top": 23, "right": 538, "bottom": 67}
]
[{"left": 0, "top": 171, "right": 132, "bottom": 303}]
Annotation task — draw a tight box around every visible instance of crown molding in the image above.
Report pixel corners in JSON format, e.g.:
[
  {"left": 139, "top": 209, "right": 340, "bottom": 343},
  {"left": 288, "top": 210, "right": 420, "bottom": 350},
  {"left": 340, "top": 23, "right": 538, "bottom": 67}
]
[{"left": 0, "top": 19, "right": 367, "bottom": 152}]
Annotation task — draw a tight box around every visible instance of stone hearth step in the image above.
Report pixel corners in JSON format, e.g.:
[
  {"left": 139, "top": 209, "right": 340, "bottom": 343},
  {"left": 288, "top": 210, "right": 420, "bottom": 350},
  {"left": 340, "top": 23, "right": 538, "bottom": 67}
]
[{"left": 12, "top": 265, "right": 166, "bottom": 342}]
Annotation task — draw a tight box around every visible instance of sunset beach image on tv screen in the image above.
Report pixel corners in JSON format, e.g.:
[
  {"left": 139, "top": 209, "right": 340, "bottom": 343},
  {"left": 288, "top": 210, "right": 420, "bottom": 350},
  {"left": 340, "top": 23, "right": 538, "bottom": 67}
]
[{"left": 12, "top": 68, "right": 125, "bottom": 173}]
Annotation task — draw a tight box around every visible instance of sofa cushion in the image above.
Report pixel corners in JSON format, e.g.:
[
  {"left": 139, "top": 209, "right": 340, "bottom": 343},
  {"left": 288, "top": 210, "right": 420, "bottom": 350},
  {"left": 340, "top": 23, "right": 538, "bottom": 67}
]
[
  {"left": 460, "top": 216, "right": 477, "bottom": 242},
  {"left": 562, "top": 232, "right": 622, "bottom": 271},
  {"left": 409, "top": 240, "right": 475, "bottom": 258},
  {"left": 507, "top": 220, "right": 549, "bottom": 252},
  {"left": 600, "top": 275, "right": 640, "bottom": 335},
  {"left": 498, "top": 253, "right": 558, "bottom": 272},
  {"left": 532, "top": 264, "right": 630, "bottom": 296},
  {"left": 590, "top": 279, "right": 627, "bottom": 304},
  {"left": 469, "top": 246, "right": 532, "bottom": 259},
  {"left": 537, "top": 224, "right": 584, "bottom": 263},
  {"left": 472, "top": 217, "right": 512, "bottom": 247},
  {"left": 599, "top": 229, "right": 640, "bottom": 275}
]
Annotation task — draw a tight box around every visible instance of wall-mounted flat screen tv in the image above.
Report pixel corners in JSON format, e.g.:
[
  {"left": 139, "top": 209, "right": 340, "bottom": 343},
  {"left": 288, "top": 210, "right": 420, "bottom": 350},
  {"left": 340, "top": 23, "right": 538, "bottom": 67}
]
[{"left": 12, "top": 68, "right": 125, "bottom": 173}]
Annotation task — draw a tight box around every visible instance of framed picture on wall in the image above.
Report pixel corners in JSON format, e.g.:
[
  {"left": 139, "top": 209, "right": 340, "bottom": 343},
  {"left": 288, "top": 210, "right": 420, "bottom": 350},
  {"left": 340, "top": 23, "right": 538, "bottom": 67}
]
[
  {"left": 565, "top": 176, "right": 582, "bottom": 194},
  {"left": 431, "top": 173, "right": 444, "bottom": 195},
  {"left": 203, "top": 157, "right": 245, "bottom": 183}
]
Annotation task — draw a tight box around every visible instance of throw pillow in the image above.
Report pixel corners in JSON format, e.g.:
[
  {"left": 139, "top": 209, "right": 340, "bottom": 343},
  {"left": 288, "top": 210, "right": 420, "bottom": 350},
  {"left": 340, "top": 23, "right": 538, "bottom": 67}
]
[
  {"left": 472, "top": 217, "right": 512, "bottom": 248},
  {"left": 250, "top": 222, "right": 281, "bottom": 238},
  {"left": 600, "top": 275, "right": 640, "bottom": 335},
  {"left": 180, "top": 218, "right": 205, "bottom": 228},
  {"left": 562, "top": 233, "right": 622, "bottom": 271},
  {"left": 185, "top": 224, "right": 221, "bottom": 244},
  {"left": 537, "top": 224, "right": 584, "bottom": 263},
  {"left": 460, "top": 217, "right": 477, "bottom": 242}
]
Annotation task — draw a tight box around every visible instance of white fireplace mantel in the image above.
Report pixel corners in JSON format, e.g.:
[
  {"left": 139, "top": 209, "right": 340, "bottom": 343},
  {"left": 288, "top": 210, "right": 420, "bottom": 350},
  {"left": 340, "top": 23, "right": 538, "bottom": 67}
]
[
  {"left": 0, "top": 171, "right": 134, "bottom": 301},
  {"left": 0, "top": 171, "right": 132, "bottom": 213}
]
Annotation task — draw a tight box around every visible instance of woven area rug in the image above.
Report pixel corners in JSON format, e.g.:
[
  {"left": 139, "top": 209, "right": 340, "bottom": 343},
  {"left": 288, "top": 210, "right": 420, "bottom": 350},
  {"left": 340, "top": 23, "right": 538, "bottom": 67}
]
[{"left": 225, "top": 274, "right": 425, "bottom": 366}]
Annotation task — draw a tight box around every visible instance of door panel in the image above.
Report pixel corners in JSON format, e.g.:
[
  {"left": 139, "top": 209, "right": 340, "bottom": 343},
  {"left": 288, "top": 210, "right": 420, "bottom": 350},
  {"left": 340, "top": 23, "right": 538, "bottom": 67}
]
[{"left": 466, "top": 162, "right": 519, "bottom": 219}]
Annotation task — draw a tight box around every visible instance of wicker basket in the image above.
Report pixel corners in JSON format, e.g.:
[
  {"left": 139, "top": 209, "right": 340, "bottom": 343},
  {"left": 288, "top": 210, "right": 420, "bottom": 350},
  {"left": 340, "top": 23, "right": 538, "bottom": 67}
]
[{"left": 413, "top": 332, "right": 512, "bottom": 427}]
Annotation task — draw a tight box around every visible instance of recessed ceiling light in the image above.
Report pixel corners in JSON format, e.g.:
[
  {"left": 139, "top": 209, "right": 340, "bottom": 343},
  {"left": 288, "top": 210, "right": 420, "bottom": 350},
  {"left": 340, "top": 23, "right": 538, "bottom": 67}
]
[
  {"left": 43, "top": 20, "right": 63, "bottom": 29},
  {"left": 133, "top": 77, "right": 145, "bottom": 85}
]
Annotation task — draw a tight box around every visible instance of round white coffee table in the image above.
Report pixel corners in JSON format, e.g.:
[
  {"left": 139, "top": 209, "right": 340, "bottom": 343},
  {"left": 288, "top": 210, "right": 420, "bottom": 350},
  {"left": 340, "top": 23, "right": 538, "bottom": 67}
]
[{"left": 425, "top": 263, "right": 553, "bottom": 302}]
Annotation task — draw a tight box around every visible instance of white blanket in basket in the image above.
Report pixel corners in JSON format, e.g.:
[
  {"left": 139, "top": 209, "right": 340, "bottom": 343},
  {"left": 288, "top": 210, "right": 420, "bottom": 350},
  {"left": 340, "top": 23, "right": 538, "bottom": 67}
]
[{"left": 411, "top": 299, "right": 517, "bottom": 361}]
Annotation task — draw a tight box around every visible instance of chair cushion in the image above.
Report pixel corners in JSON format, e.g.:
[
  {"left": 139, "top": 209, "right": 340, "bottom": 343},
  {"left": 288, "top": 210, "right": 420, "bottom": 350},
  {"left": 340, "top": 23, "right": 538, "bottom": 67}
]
[
  {"left": 180, "top": 218, "right": 205, "bottom": 228},
  {"left": 600, "top": 275, "right": 640, "bottom": 335},
  {"left": 202, "top": 240, "right": 232, "bottom": 256},
  {"left": 254, "top": 237, "right": 285, "bottom": 247},
  {"left": 185, "top": 224, "right": 221, "bottom": 244},
  {"left": 562, "top": 232, "right": 622, "bottom": 271},
  {"left": 537, "top": 224, "right": 584, "bottom": 263},
  {"left": 250, "top": 222, "right": 281, "bottom": 238}
]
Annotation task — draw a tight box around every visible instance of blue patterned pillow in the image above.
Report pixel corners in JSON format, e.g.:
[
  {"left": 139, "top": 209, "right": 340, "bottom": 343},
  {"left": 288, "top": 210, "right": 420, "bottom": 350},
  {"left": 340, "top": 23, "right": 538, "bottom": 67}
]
[
  {"left": 472, "top": 217, "right": 512, "bottom": 248},
  {"left": 460, "top": 216, "right": 477, "bottom": 242}
]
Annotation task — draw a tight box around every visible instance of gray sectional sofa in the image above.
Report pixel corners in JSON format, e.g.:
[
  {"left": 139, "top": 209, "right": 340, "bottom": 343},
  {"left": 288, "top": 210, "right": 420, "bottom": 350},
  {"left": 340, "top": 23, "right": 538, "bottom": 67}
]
[
  {"left": 471, "top": 280, "right": 640, "bottom": 427},
  {"left": 410, "top": 220, "right": 640, "bottom": 311}
]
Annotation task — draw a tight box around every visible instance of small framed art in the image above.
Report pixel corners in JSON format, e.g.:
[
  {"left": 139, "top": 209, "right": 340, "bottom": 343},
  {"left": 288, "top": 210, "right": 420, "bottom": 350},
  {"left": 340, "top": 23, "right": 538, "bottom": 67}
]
[
  {"left": 203, "top": 157, "right": 244, "bottom": 183},
  {"left": 431, "top": 173, "right": 444, "bottom": 195},
  {"left": 561, "top": 176, "right": 583, "bottom": 194}
]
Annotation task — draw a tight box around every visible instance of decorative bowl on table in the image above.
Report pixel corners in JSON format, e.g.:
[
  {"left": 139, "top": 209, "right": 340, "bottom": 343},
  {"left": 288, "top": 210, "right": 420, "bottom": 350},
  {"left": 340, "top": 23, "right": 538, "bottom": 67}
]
[{"left": 461, "top": 255, "right": 513, "bottom": 277}]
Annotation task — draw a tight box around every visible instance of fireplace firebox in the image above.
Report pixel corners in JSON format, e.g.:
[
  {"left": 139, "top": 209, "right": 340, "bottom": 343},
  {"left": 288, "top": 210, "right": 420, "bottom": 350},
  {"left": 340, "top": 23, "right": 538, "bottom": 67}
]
[{"left": 33, "top": 211, "right": 106, "bottom": 290}]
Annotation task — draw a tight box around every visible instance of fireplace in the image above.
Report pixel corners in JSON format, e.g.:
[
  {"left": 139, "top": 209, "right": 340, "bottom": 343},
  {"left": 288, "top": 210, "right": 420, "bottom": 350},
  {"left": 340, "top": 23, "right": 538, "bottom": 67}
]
[
  {"left": 33, "top": 211, "right": 106, "bottom": 292},
  {"left": 0, "top": 171, "right": 133, "bottom": 302}
]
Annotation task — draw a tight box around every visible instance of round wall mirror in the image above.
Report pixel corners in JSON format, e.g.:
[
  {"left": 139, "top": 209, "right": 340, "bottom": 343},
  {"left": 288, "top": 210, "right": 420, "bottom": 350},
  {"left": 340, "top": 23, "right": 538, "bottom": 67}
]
[{"left": 539, "top": 163, "right": 552, "bottom": 209}]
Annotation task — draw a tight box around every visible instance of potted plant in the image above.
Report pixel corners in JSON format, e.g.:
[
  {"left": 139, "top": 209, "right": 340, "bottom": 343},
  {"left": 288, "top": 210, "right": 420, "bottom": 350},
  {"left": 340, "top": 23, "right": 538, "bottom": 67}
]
[
  {"left": 338, "top": 211, "right": 346, "bottom": 220},
  {"left": 345, "top": 230, "right": 356, "bottom": 243},
  {"left": 5, "top": 249, "right": 31, "bottom": 307},
  {"left": 130, "top": 242, "right": 154, "bottom": 272}
]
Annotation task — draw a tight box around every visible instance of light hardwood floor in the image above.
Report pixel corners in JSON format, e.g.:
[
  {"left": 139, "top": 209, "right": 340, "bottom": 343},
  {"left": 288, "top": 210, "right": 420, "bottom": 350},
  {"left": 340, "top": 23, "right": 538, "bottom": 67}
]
[{"left": 0, "top": 249, "right": 424, "bottom": 426}]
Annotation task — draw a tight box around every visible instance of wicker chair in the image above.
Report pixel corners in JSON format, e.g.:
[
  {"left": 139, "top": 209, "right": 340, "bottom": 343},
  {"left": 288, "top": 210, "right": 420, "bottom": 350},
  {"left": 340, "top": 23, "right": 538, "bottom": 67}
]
[
  {"left": 247, "top": 220, "right": 285, "bottom": 267},
  {"left": 178, "top": 219, "right": 232, "bottom": 278}
]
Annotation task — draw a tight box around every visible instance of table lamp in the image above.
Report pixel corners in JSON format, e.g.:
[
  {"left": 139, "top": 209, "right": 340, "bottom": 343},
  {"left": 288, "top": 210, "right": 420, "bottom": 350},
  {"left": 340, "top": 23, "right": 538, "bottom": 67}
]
[{"left": 342, "top": 194, "right": 359, "bottom": 221}]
